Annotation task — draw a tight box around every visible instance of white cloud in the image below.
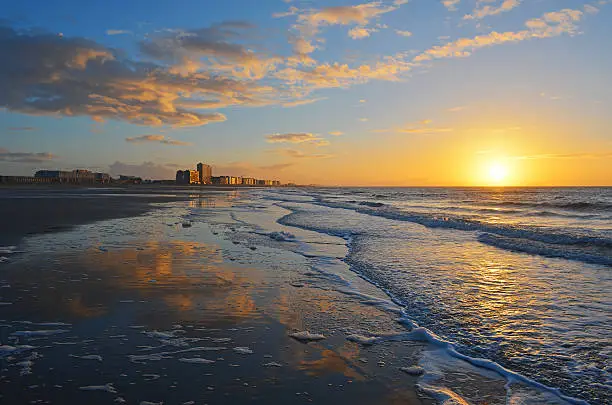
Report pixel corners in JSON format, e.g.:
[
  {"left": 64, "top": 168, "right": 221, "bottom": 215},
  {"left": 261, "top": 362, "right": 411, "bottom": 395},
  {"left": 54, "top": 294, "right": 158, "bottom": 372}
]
[
  {"left": 125, "top": 135, "right": 191, "bottom": 145},
  {"left": 395, "top": 29, "right": 413, "bottom": 37}
]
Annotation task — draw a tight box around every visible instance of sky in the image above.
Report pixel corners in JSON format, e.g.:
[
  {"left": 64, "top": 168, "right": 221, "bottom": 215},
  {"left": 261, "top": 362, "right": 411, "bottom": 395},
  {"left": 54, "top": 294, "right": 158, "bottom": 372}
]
[{"left": 0, "top": 0, "right": 611, "bottom": 186}]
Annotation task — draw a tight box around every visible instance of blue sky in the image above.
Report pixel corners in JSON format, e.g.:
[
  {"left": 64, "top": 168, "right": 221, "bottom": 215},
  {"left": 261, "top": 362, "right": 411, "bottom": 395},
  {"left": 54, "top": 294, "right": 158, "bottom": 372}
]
[{"left": 1, "top": 0, "right": 611, "bottom": 185}]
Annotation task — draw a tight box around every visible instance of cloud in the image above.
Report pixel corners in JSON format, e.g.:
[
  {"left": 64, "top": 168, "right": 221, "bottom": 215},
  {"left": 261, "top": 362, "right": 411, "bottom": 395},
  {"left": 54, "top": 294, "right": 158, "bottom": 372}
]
[
  {"left": 413, "top": 8, "right": 589, "bottom": 63},
  {"left": 464, "top": 0, "right": 522, "bottom": 20},
  {"left": 348, "top": 26, "right": 378, "bottom": 39},
  {"left": 106, "top": 29, "right": 131, "bottom": 35},
  {"left": 275, "top": 55, "right": 411, "bottom": 91},
  {"left": 0, "top": 147, "right": 56, "bottom": 162},
  {"left": 259, "top": 163, "right": 294, "bottom": 171},
  {"left": 139, "top": 22, "right": 285, "bottom": 81},
  {"left": 296, "top": 1, "right": 405, "bottom": 29},
  {"left": 7, "top": 126, "right": 36, "bottom": 131},
  {"left": 328, "top": 131, "right": 344, "bottom": 136},
  {"left": 278, "top": 1, "right": 406, "bottom": 51},
  {"left": 376, "top": 119, "right": 453, "bottom": 134},
  {"left": 266, "top": 132, "right": 326, "bottom": 144},
  {"left": 125, "top": 134, "right": 191, "bottom": 145},
  {"left": 395, "top": 29, "right": 412, "bottom": 37},
  {"left": 108, "top": 161, "right": 178, "bottom": 179},
  {"left": 281, "top": 97, "right": 326, "bottom": 107},
  {"left": 397, "top": 127, "right": 453, "bottom": 134},
  {"left": 275, "top": 149, "right": 334, "bottom": 159},
  {"left": 0, "top": 25, "right": 279, "bottom": 127},
  {"left": 447, "top": 106, "right": 466, "bottom": 112},
  {"left": 442, "top": 0, "right": 461, "bottom": 11}
]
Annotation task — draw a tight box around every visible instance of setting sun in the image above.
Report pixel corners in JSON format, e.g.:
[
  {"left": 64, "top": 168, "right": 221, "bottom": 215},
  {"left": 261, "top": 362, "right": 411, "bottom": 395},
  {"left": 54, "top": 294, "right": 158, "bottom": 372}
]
[{"left": 488, "top": 162, "right": 509, "bottom": 184}]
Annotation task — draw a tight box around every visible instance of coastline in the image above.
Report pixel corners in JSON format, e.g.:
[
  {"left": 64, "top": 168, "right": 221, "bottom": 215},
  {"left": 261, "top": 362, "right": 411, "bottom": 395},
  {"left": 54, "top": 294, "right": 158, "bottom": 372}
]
[{"left": 0, "top": 187, "right": 603, "bottom": 404}]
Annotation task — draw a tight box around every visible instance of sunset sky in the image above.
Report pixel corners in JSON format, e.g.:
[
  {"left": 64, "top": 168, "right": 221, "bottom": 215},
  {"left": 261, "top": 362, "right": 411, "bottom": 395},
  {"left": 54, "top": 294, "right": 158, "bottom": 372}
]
[{"left": 1, "top": 0, "right": 611, "bottom": 186}]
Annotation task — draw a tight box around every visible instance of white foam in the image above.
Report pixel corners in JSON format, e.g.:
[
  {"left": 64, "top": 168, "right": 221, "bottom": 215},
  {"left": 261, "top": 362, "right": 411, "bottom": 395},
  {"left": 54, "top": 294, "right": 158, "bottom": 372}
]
[
  {"left": 289, "top": 331, "right": 326, "bottom": 342},
  {"left": 179, "top": 357, "right": 215, "bottom": 364},
  {"left": 395, "top": 321, "right": 591, "bottom": 405},
  {"left": 70, "top": 354, "right": 103, "bottom": 361},
  {"left": 263, "top": 362, "right": 282, "bottom": 367},
  {"left": 144, "top": 330, "right": 181, "bottom": 340},
  {"left": 128, "top": 354, "right": 172, "bottom": 363},
  {"left": 233, "top": 347, "right": 254, "bottom": 354},
  {"left": 12, "top": 329, "right": 70, "bottom": 337},
  {"left": 346, "top": 334, "right": 378, "bottom": 345},
  {"left": 269, "top": 231, "right": 296, "bottom": 241},
  {"left": 400, "top": 366, "right": 425, "bottom": 376},
  {"left": 0, "top": 246, "right": 17, "bottom": 254},
  {"left": 79, "top": 383, "right": 117, "bottom": 393},
  {"left": 0, "top": 344, "right": 36, "bottom": 358}
]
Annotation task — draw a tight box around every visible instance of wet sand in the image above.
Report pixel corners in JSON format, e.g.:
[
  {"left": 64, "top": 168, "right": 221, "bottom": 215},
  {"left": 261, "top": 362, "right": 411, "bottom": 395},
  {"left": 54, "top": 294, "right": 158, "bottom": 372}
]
[{"left": 0, "top": 187, "right": 193, "bottom": 246}]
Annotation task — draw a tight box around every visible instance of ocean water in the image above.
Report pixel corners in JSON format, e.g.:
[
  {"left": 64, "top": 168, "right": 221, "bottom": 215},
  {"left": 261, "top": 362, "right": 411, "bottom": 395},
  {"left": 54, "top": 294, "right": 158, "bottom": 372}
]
[{"left": 253, "top": 187, "right": 611, "bottom": 404}]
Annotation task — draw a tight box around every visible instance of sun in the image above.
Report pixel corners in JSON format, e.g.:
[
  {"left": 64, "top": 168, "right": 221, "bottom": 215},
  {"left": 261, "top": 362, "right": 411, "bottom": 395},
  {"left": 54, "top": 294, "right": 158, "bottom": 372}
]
[{"left": 488, "top": 162, "right": 509, "bottom": 184}]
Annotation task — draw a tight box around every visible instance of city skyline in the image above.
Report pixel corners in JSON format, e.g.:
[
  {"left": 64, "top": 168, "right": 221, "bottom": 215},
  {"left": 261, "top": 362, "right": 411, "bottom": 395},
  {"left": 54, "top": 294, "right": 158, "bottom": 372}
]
[{"left": 1, "top": 0, "right": 611, "bottom": 186}]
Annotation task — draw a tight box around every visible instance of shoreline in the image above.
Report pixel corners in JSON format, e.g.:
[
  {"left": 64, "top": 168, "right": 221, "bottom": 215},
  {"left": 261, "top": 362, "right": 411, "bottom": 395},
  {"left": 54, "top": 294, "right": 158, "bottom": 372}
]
[{"left": 0, "top": 187, "right": 602, "bottom": 404}]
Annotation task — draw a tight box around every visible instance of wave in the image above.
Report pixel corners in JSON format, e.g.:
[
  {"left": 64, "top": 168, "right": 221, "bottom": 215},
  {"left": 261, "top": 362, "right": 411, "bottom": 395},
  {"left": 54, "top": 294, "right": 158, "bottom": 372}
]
[
  {"left": 478, "top": 233, "right": 612, "bottom": 266},
  {"left": 483, "top": 200, "right": 612, "bottom": 212},
  {"left": 313, "top": 199, "right": 612, "bottom": 251},
  {"left": 358, "top": 201, "right": 386, "bottom": 208}
]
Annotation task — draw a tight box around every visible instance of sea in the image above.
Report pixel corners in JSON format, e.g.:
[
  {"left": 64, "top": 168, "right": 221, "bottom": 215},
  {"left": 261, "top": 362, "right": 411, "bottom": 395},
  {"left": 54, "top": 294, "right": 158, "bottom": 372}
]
[
  {"left": 1, "top": 186, "right": 610, "bottom": 404},
  {"left": 252, "top": 187, "right": 611, "bottom": 404}
]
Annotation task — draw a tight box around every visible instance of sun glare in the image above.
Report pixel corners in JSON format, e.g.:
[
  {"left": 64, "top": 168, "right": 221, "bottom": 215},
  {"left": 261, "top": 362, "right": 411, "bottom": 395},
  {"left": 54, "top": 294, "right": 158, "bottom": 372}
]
[{"left": 488, "top": 162, "right": 509, "bottom": 184}]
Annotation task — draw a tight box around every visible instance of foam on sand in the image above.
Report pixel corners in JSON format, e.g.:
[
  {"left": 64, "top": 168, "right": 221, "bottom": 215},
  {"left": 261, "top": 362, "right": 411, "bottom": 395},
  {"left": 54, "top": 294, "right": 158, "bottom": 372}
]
[
  {"left": 288, "top": 331, "right": 326, "bottom": 342},
  {"left": 346, "top": 334, "right": 378, "bottom": 345},
  {"left": 268, "top": 231, "right": 296, "bottom": 241},
  {"left": 70, "top": 354, "right": 103, "bottom": 361},
  {"left": 79, "top": 383, "right": 117, "bottom": 393},
  {"left": 12, "top": 329, "right": 70, "bottom": 337},
  {"left": 400, "top": 366, "right": 425, "bottom": 376},
  {"left": 179, "top": 357, "right": 215, "bottom": 364},
  {"left": 0, "top": 345, "right": 36, "bottom": 358},
  {"left": 233, "top": 347, "right": 254, "bottom": 354}
]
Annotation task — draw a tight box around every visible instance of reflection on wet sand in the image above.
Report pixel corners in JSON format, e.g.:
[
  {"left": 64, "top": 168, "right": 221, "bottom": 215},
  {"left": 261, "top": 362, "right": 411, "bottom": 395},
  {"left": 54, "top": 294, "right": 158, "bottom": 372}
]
[
  {"left": 298, "top": 347, "right": 365, "bottom": 380},
  {"left": 1, "top": 240, "right": 263, "bottom": 326},
  {"left": 0, "top": 192, "right": 434, "bottom": 405}
]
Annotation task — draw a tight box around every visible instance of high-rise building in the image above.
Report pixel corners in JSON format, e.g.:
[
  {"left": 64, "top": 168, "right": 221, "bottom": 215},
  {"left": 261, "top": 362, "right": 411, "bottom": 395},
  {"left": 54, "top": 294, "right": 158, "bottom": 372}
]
[
  {"left": 196, "top": 163, "right": 212, "bottom": 185},
  {"left": 176, "top": 170, "right": 199, "bottom": 184}
]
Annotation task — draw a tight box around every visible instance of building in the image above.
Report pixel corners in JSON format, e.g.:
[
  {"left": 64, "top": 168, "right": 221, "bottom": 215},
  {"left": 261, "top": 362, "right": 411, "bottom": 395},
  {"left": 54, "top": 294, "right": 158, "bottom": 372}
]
[
  {"left": 118, "top": 175, "right": 142, "bottom": 184},
  {"left": 34, "top": 169, "right": 111, "bottom": 184},
  {"left": 196, "top": 163, "right": 212, "bottom": 185},
  {"left": 242, "top": 177, "right": 256, "bottom": 186},
  {"left": 0, "top": 175, "right": 57, "bottom": 184},
  {"left": 176, "top": 170, "right": 199, "bottom": 184}
]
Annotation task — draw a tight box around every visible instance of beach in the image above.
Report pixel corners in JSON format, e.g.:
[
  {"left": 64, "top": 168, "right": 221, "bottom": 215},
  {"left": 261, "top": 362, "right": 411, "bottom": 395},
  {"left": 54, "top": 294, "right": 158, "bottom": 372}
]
[{"left": 0, "top": 187, "right": 609, "bottom": 404}]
